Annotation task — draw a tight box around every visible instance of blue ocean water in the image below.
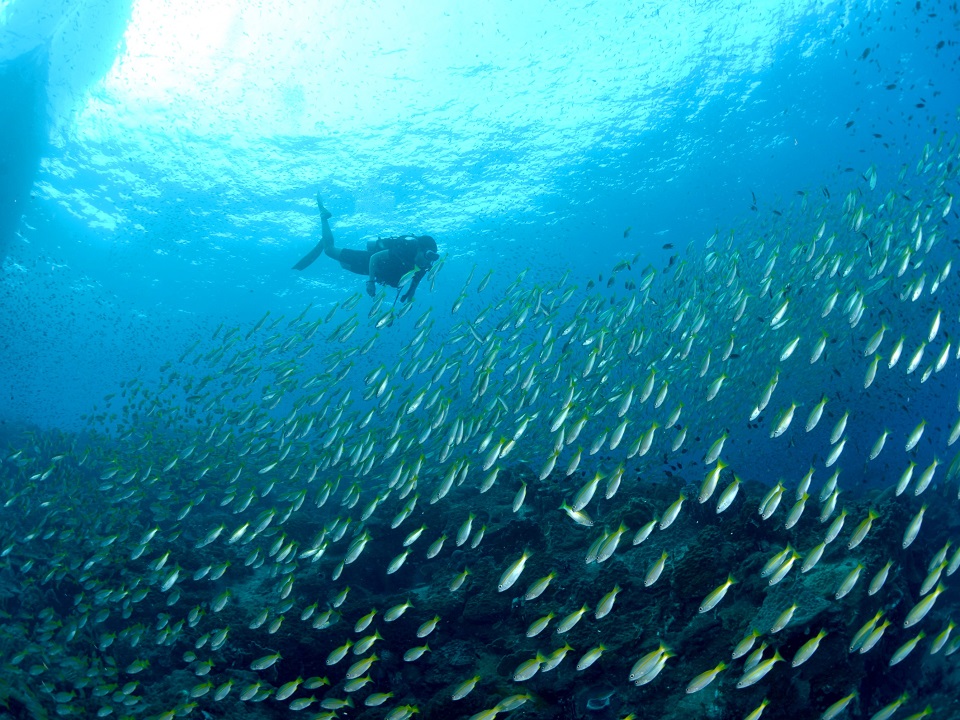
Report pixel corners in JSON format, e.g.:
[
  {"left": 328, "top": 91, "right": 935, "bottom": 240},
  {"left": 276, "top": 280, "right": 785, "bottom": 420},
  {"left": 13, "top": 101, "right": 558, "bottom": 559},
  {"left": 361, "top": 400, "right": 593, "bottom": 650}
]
[{"left": 1, "top": 1, "right": 959, "bottom": 719}]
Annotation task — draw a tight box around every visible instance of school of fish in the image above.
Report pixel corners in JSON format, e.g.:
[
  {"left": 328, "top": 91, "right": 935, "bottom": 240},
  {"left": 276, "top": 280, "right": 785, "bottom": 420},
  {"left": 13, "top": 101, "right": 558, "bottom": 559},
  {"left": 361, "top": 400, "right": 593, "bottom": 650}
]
[{"left": 2, "top": 132, "right": 960, "bottom": 720}]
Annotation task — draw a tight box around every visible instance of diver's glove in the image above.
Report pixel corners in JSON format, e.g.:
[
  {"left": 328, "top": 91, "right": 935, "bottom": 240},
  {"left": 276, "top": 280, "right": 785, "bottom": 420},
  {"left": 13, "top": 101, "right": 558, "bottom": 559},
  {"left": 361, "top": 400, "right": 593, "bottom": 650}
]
[{"left": 366, "top": 280, "right": 376, "bottom": 297}]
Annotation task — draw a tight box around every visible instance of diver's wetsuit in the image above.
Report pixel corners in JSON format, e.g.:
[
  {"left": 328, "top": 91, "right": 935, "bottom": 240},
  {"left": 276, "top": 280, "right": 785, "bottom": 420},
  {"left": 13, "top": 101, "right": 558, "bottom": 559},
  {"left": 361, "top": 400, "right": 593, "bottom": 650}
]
[{"left": 339, "top": 236, "right": 424, "bottom": 288}]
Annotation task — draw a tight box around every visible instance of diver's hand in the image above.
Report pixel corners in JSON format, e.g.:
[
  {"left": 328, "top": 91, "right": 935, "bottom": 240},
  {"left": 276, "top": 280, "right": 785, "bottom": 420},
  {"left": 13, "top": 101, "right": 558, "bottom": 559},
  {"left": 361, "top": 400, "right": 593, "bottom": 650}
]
[{"left": 366, "top": 280, "right": 376, "bottom": 297}]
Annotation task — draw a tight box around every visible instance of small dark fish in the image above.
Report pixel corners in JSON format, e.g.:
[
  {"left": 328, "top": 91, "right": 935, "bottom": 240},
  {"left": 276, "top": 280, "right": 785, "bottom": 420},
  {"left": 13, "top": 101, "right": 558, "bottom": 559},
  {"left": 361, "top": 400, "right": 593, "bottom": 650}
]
[
  {"left": 587, "top": 280, "right": 595, "bottom": 289},
  {"left": 667, "top": 255, "right": 677, "bottom": 267},
  {"left": 861, "top": 47, "right": 870, "bottom": 60},
  {"left": 886, "top": 84, "right": 897, "bottom": 90},
  {"left": 606, "top": 277, "right": 615, "bottom": 288},
  {"left": 845, "top": 120, "right": 855, "bottom": 128},
  {"left": 936, "top": 40, "right": 944, "bottom": 50},
  {"left": 662, "top": 243, "right": 673, "bottom": 249},
  {"left": 623, "top": 226, "right": 632, "bottom": 238}
]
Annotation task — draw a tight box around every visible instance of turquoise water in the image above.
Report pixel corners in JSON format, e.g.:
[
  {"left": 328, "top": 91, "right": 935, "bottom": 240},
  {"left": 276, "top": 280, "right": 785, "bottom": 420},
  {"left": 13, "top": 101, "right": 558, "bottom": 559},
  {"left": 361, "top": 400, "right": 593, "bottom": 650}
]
[{"left": 1, "top": 1, "right": 959, "bottom": 719}]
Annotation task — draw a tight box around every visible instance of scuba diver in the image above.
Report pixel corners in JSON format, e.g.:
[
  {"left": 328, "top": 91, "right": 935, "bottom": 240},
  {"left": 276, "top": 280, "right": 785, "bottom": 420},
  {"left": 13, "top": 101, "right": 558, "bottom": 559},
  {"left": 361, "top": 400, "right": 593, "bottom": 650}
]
[{"left": 293, "top": 192, "right": 439, "bottom": 302}]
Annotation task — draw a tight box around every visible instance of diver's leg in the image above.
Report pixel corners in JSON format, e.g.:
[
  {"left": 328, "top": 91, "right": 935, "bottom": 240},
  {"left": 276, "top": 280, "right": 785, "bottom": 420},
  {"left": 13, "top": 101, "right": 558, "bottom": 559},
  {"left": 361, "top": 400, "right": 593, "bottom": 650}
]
[
  {"left": 292, "top": 193, "right": 336, "bottom": 270},
  {"left": 317, "top": 192, "right": 332, "bottom": 220},
  {"left": 317, "top": 195, "right": 341, "bottom": 261}
]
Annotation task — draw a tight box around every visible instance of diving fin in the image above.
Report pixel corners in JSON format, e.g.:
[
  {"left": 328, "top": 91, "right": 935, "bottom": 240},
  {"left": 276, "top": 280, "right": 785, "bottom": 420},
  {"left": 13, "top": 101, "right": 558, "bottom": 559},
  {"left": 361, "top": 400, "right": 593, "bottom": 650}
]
[{"left": 292, "top": 241, "right": 324, "bottom": 271}]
